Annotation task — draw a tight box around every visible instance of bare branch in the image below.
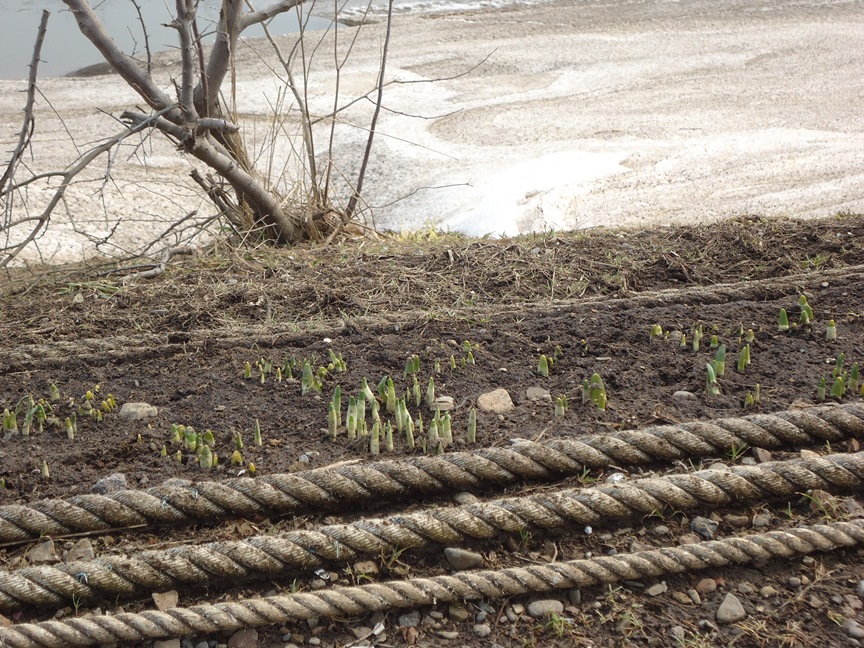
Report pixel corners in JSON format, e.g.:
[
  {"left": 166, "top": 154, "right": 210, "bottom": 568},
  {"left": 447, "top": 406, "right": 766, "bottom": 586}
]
[
  {"left": 129, "top": 0, "right": 153, "bottom": 75},
  {"left": 171, "top": 0, "right": 200, "bottom": 122},
  {"left": 121, "top": 245, "right": 194, "bottom": 281},
  {"left": 0, "top": 10, "right": 49, "bottom": 197},
  {"left": 240, "top": 0, "right": 304, "bottom": 30},
  {"left": 62, "top": 0, "right": 179, "bottom": 117},
  {"left": 344, "top": 0, "right": 394, "bottom": 221},
  {"left": 199, "top": 0, "right": 246, "bottom": 115}
]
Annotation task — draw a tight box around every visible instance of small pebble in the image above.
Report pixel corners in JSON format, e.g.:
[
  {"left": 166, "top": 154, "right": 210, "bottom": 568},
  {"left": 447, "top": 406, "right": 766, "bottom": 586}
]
[
  {"left": 526, "top": 599, "right": 564, "bottom": 618},
  {"left": 843, "top": 620, "right": 864, "bottom": 640},
  {"left": 787, "top": 577, "right": 802, "bottom": 589},
  {"left": 760, "top": 585, "right": 778, "bottom": 598},
  {"left": 444, "top": 547, "right": 483, "bottom": 570},
  {"left": 646, "top": 582, "right": 667, "bottom": 597},
  {"left": 398, "top": 611, "right": 420, "bottom": 628},
  {"left": 436, "top": 630, "right": 459, "bottom": 639},
  {"left": 716, "top": 593, "right": 747, "bottom": 624},
  {"left": 696, "top": 578, "right": 717, "bottom": 595},
  {"left": 691, "top": 516, "right": 719, "bottom": 540},
  {"left": 473, "top": 624, "right": 491, "bottom": 638}
]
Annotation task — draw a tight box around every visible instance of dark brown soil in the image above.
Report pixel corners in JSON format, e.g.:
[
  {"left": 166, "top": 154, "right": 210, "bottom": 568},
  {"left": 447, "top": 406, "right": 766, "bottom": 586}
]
[{"left": 1, "top": 215, "right": 863, "bottom": 647}]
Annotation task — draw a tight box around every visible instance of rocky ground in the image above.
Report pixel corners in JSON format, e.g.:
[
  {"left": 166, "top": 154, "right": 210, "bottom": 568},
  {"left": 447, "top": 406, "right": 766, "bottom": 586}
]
[{"left": 1, "top": 215, "right": 864, "bottom": 647}]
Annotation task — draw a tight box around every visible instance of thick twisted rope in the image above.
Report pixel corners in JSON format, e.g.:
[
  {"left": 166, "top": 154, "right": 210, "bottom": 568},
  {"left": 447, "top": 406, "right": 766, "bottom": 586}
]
[
  {"left": 2, "top": 518, "right": 863, "bottom": 648},
  {"left": 0, "top": 403, "right": 861, "bottom": 545},
  {"left": 0, "top": 451, "right": 862, "bottom": 610}
]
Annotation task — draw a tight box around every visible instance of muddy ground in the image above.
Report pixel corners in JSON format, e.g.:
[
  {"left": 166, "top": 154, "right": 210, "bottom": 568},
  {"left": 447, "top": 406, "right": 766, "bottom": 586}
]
[{"left": 1, "top": 215, "right": 863, "bottom": 647}]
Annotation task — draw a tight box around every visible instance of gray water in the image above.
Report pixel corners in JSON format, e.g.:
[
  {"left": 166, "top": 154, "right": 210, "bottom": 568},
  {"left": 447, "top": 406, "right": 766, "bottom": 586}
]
[{"left": 0, "top": 0, "right": 525, "bottom": 80}]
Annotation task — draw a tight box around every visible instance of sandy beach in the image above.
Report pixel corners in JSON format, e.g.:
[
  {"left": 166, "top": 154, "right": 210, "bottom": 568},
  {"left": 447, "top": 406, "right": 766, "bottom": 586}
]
[{"left": 1, "top": 0, "right": 862, "bottom": 263}]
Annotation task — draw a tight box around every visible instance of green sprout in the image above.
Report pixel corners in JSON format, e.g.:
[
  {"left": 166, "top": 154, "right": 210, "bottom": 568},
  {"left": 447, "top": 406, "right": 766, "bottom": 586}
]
[
  {"left": 554, "top": 397, "right": 566, "bottom": 418},
  {"left": 360, "top": 378, "right": 375, "bottom": 403},
  {"left": 50, "top": 384, "right": 60, "bottom": 402},
  {"left": 692, "top": 324, "right": 703, "bottom": 352},
  {"left": 440, "top": 412, "right": 453, "bottom": 445},
  {"left": 799, "top": 294, "right": 814, "bottom": 321},
  {"left": 184, "top": 426, "right": 198, "bottom": 452},
  {"left": 467, "top": 408, "right": 476, "bottom": 444},
  {"left": 275, "top": 367, "right": 283, "bottom": 383},
  {"left": 466, "top": 350, "right": 475, "bottom": 365},
  {"left": 679, "top": 333, "right": 687, "bottom": 349},
  {"left": 826, "top": 319, "right": 837, "bottom": 341},
  {"left": 328, "top": 402, "right": 338, "bottom": 440},
  {"left": 588, "top": 373, "right": 607, "bottom": 411},
  {"left": 248, "top": 461, "right": 256, "bottom": 474},
  {"left": 370, "top": 420, "right": 380, "bottom": 455},
  {"left": 301, "top": 361, "right": 314, "bottom": 395},
  {"left": 253, "top": 419, "right": 263, "bottom": 447},
  {"left": 712, "top": 344, "right": 727, "bottom": 378},
  {"left": 404, "top": 354, "right": 421, "bottom": 378},
  {"left": 736, "top": 344, "right": 750, "bottom": 373},
  {"left": 743, "top": 383, "right": 761, "bottom": 409},
  {"left": 831, "top": 375, "right": 845, "bottom": 400},
  {"left": 706, "top": 363, "right": 720, "bottom": 396},
  {"left": 406, "top": 414, "right": 416, "bottom": 450},
  {"left": 160, "top": 445, "right": 167, "bottom": 457},
  {"left": 848, "top": 364, "right": 860, "bottom": 393},
  {"left": 745, "top": 329, "right": 755, "bottom": 344},
  {"left": 385, "top": 421, "right": 394, "bottom": 452},
  {"left": 199, "top": 445, "right": 214, "bottom": 470},
  {"left": 21, "top": 406, "right": 34, "bottom": 437},
  {"left": 537, "top": 354, "right": 550, "bottom": 377},
  {"left": 41, "top": 460, "right": 50, "bottom": 479},
  {"left": 709, "top": 335, "right": 719, "bottom": 350},
  {"left": 203, "top": 429, "right": 216, "bottom": 449},
  {"left": 386, "top": 377, "right": 397, "bottom": 414},
  {"left": 818, "top": 376, "right": 826, "bottom": 402},
  {"left": 649, "top": 324, "right": 663, "bottom": 341},
  {"left": 450, "top": 355, "right": 457, "bottom": 370},
  {"left": 231, "top": 450, "right": 243, "bottom": 466},
  {"left": 244, "top": 361, "right": 252, "bottom": 379},
  {"left": 554, "top": 345, "right": 564, "bottom": 359},
  {"left": 833, "top": 353, "right": 845, "bottom": 379},
  {"left": 234, "top": 432, "right": 243, "bottom": 450},
  {"left": 65, "top": 416, "right": 74, "bottom": 440},
  {"left": 800, "top": 309, "right": 811, "bottom": 327},
  {"left": 778, "top": 308, "right": 789, "bottom": 332},
  {"left": 426, "top": 376, "right": 436, "bottom": 408},
  {"left": 3, "top": 409, "right": 18, "bottom": 435},
  {"left": 434, "top": 359, "right": 441, "bottom": 374}
]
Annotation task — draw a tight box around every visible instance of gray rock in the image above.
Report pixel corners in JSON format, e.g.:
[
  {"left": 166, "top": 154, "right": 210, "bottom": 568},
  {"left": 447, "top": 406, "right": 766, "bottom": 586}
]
[
  {"left": 567, "top": 588, "right": 582, "bottom": 605},
  {"left": 473, "top": 624, "right": 491, "bottom": 638},
  {"left": 91, "top": 472, "right": 128, "bottom": 494},
  {"left": 227, "top": 628, "right": 258, "bottom": 648},
  {"left": 843, "top": 620, "right": 864, "bottom": 640},
  {"left": 759, "top": 585, "right": 778, "bottom": 598},
  {"left": 194, "top": 642, "right": 209, "bottom": 648},
  {"left": 672, "top": 390, "right": 698, "bottom": 401},
  {"left": 453, "top": 492, "right": 479, "bottom": 505},
  {"left": 525, "top": 387, "right": 552, "bottom": 402},
  {"left": 398, "top": 610, "right": 420, "bottom": 628},
  {"left": 476, "top": 389, "right": 514, "bottom": 413},
  {"left": 526, "top": 599, "right": 564, "bottom": 618},
  {"left": 444, "top": 547, "right": 483, "bottom": 570},
  {"left": 787, "top": 576, "right": 802, "bottom": 589},
  {"left": 436, "top": 630, "right": 459, "bottom": 639},
  {"left": 432, "top": 396, "right": 455, "bottom": 412},
  {"left": 306, "top": 639, "right": 320, "bottom": 647},
  {"left": 153, "top": 641, "right": 181, "bottom": 648},
  {"left": 26, "top": 540, "right": 57, "bottom": 564},
  {"left": 118, "top": 402, "right": 158, "bottom": 420},
  {"left": 448, "top": 604, "right": 469, "bottom": 621},
  {"left": 691, "top": 516, "right": 719, "bottom": 540},
  {"left": 152, "top": 590, "right": 179, "bottom": 610},
  {"left": 751, "top": 447, "right": 773, "bottom": 463},
  {"left": 716, "top": 593, "right": 747, "bottom": 624},
  {"left": 696, "top": 578, "right": 717, "bottom": 595},
  {"left": 646, "top": 582, "right": 667, "bottom": 597}
]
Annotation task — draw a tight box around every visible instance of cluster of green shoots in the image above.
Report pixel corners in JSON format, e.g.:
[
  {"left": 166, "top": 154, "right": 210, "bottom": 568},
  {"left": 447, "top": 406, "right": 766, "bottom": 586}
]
[
  {"left": 328, "top": 344, "right": 479, "bottom": 455},
  {"left": 537, "top": 346, "right": 564, "bottom": 377},
  {"left": 817, "top": 354, "right": 861, "bottom": 402},
  {"left": 167, "top": 422, "right": 262, "bottom": 472},
  {"left": 581, "top": 374, "right": 607, "bottom": 411},
  {"left": 244, "top": 351, "right": 347, "bottom": 396},
  {"left": 2, "top": 383, "right": 116, "bottom": 440},
  {"left": 778, "top": 294, "right": 815, "bottom": 332}
]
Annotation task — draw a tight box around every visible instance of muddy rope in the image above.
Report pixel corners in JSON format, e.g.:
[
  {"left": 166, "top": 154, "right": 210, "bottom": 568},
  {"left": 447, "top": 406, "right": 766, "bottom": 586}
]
[
  {"left": 0, "top": 403, "right": 861, "bottom": 545},
  {"left": 0, "top": 451, "right": 862, "bottom": 610},
  {"left": 2, "top": 518, "right": 863, "bottom": 647}
]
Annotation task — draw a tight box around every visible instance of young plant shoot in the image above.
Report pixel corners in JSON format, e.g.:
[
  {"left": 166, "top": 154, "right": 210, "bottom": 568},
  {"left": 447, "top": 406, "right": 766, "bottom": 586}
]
[
  {"left": 778, "top": 308, "right": 789, "bottom": 332},
  {"left": 467, "top": 408, "right": 477, "bottom": 444},
  {"left": 706, "top": 363, "right": 720, "bottom": 396},
  {"left": 537, "top": 354, "right": 550, "bottom": 377},
  {"left": 826, "top": 319, "right": 837, "bottom": 341}
]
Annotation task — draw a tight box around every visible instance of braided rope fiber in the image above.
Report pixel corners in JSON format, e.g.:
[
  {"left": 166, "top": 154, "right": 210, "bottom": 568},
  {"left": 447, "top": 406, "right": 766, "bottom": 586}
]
[
  {"left": 2, "top": 519, "right": 862, "bottom": 648},
  {"left": 0, "top": 403, "right": 861, "bottom": 544},
  {"left": 0, "top": 451, "right": 863, "bottom": 610}
]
